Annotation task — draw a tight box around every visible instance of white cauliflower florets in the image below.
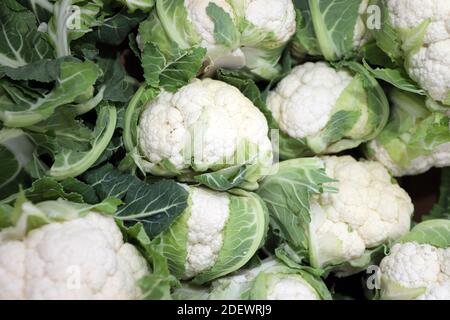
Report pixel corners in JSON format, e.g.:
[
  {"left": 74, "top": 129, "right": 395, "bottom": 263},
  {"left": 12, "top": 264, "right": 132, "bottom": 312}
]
[
  {"left": 353, "top": 0, "right": 371, "bottom": 47},
  {"left": 184, "top": 187, "right": 230, "bottom": 278},
  {"left": 267, "top": 62, "right": 353, "bottom": 139},
  {"left": 139, "top": 78, "right": 272, "bottom": 172},
  {"left": 379, "top": 242, "right": 450, "bottom": 300},
  {"left": 0, "top": 212, "right": 149, "bottom": 300},
  {"left": 310, "top": 156, "right": 414, "bottom": 267},
  {"left": 185, "top": 0, "right": 236, "bottom": 45},
  {"left": 386, "top": 0, "right": 450, "bottom": 45},
  {"left": 368, "top": 139, "right": 450, "bottom": 177},
  {"left": 387, "top": 0, "right": 450, "bottom": 102},
  {"left": 267, "top": 275, "right": 319, "bottom": 300},
  {"left": 243, "top": 0, "right": 296, "bottom": 44}
]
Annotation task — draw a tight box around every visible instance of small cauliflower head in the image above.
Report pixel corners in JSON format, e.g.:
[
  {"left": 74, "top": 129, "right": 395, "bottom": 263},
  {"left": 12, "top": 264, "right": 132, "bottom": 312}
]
[
  {"left": 385, "top": 0, "right": 450, "bottom": 104},
  {"left": 0, "top": 203, "right": 149, "bottom": 300},
  {"left": 267, "top": 62, "right": 388, "bottom": 159},
  {"left": 155, "top": 186, "right": 268, "bottom": 284},
  {"left": 366, "top": 89, "right": 450, "bottom": 177},
  {"left": 144, "top": 0, "right": 296, "bottom": 79},
  {"left": 138, "top": 78, "right": 273, "bottom": 190},
  {"left": 378, "top": 219, "right": 450, "bottom": 300},
  {"left": 308, "top": 156, "right": 414, "bottom": 269},
  {"left": 204, "top": 259, "right": 330, "bottom": 300},
  {"left": 265, "top": 274, "right": 320, "bottom": 300}
]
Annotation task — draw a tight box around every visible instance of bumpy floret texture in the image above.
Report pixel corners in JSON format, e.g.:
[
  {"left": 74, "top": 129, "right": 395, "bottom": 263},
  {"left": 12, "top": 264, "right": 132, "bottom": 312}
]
[
  {"left": 0, "top": 213, "right": 149, "bottom": 300},
  {"left": 267, "top": 275, "right": 319, "bottom": 300},
  {"left": 368, "top": 139, "right": 450, "bottom": 177},
  {"left": 243, "top": 0, "right": 296, "bottom": 44},
  {"left": 387, "top": 0, "right": 450, "bottom": 45},
  {"left": 353, "top": 0, "right": 371, "bottom": 47},
  {"left": 139, "top": 79, "right": 272, "bottom": 172},
  {"left": 312, "top": 156, "right": 413, "bottom": 263},
  {"left": 408, "top": 39, "right": 450, "bottom": 102},
  {"left": 387, "top": 0, "right": 450, "bottom": 102},
  {"left": 184, "top": 187, "right": 230, "bottom": 278},
  {"left": 185, "top": 0, "right": 236, "bottom": 45},
  {"left": 380, "top": 242, "right": 450, "bottom": 300},
  {"left": 267, "top": 62, "right": 353, "bottom": 139}
]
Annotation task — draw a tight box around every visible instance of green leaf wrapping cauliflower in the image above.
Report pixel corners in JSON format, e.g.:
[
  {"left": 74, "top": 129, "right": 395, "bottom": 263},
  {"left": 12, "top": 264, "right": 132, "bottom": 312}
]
[
  {"left": 258, "top": 156, "right": 413, "bottom": 274},
  {"left": 292, "top": 0, "right": 371, "bottom": 61},
  {"left": 372, "top": 0, "right": 450, "bottom": 105},
  {"left": 0, "top": 199, "right": 149, "bottom": 300},
  {"left": 138, "top": 0, "right": 296, "bottom": 80},
  {"left": 174, "top": 258, "right": 332, "bottom": 300},
  {"left": 378, "top": 220, "right": 450, "bottom": 300},
  {"left": 366, "top": 89, "right": 450, "bottom": 176},
  {"left": 266, "top": 61, "right": 389, "bottom": 159},
  {"left": 153, "top": 186, "right": 268, "bottom": 285},
  {"left": 130, "top": 79, "right": 273, "bottom": 191}
]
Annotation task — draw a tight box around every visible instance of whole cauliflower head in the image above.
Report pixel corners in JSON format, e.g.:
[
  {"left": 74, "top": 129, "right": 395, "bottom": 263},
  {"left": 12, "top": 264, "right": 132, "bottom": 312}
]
[
  {"left": 379, "top": 242, "right": 450, "bottom": 300},
  {"left": 309, "top": 156, "right": 414, "bottom": 268},
  {"left": 0, "top": 211, "right": 149, "bottom": 300},
  {"left": 266, "top": 275, "right": 319, "bottom": 300},
  {"left": 157, "top": 185, "right": 267, "bottom": 284},
  {"left": 267, "top": 62, "right": 353, "bottom": 140},
  {"left": 139, "top": 78, "right": 272, "bottom": 173},
  {"left": 242, "top": 0, "right": 296, "bottom": 44},
  {"left": 386, "top": 0, "right": 450, "bottom": 103},
  {"left": 368, "top": 139, "right": 450, "bottom": 177},
  {"left": 184, "top": 187, "right": 230, "bottom": 278}
]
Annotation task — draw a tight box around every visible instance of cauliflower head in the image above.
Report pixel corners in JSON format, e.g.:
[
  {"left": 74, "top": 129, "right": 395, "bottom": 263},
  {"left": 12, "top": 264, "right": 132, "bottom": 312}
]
[
  {"left": 155, "top": 185, "right": 268, "bottom": 284},
  {"left": 0, "top": 207, "right": 149, "bottom": 300},
  {"left": 266, "top": 275, "right": 320, "bottom": 300},
  {"left": 386, "top": 0, "right": 450, "bottom": 103},
  {"left": 267, "top": 62, "right": 388, "bottom": 158},
  {"left": 309, "top": 156, "right": 414, "bottom": 268},
  {"left": 143, "top": 0, "right": 296, "bottom": 79},
  {"left": 195, "top": 259, "right": 330, "bottom": 300},
  {"left": 379, "top": 242, "right": 450, "bottom": 300},
  {"left": 366, "top": 89, "right": 450, "bottom": 177},
  {"left": 138, "top": 78, "right": 273, "bottom": 188}
]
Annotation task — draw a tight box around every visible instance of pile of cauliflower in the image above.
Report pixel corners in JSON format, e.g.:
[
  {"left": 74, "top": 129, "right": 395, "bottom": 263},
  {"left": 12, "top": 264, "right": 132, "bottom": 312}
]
[{"left": 0, "top": 0, "right": 449, "bottom": 301}]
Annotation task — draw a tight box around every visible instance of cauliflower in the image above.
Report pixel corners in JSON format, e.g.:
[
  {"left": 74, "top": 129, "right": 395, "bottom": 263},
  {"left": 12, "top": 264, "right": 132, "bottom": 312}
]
[
  {"left": 257, "top": 156, "right": 413, "bottom": 273},
  {"left": 140, "top": 0, "right": 296, "bottom": 79},
  {"left": 266, "top": 62, "right": 389, "bottom": 158},
  {"left": 384, "top": 0, "right": 450, "bottom": 103},
  {"left": 155, "top": 185, "right": 268, "bottom": 284},
  {"left": 378, "top": 220, "right": 450, "bottom": 300},
  {"left": 266, "top": 275, "right": 319, "bottom": 300},
  {"left": 137, "top": 78, "right": 273, "bottom": 190},
  {"left": 185, "top": 187, "right": 230, "bottom": 278},
  {"left": 174, "top": 259, "right": 330, "bottom": 300},
  {"left": 309, "top": 156, "right": 413, "bottom": 268},
  {"left": 0, "top": 202, "right": 149, "bottom": 300},
  {"left": 366, "top": 89, "right": 450, "bottom": 177}
]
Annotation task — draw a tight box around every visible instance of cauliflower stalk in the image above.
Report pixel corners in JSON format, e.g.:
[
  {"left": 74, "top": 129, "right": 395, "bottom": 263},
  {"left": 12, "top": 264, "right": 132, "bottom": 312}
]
[
  {"left": 153, "top": 185, "right": 268, "bottom": 284},
  {"left": 266, "top": 61, "right": 389, "bottom": 159},
  {"left": 257, "top": 156, "right": 414, "bottom": 274},
  {"left": 138, "top": 0, "right": 296, "bottom": 80},
  {"left": 292, "top": 0, "right": 371, "bottom": 61},
  {"left": 371, "top": 0, "right": 450, "bottom": 105},
  {"left": 174, "top": 258, "right": 332, "bottom": 300},
  {"left": 366, "top": 89, "right": 450, "bottom": 176},
  {"left": 0, "top": 198, "right": 149, "bottom": 300},
  {"left": 125, "top": 79, "right": 273, "bottom": 191},
  {"left": 378, "top": 219, "right": 450, "bottom": 300}
]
